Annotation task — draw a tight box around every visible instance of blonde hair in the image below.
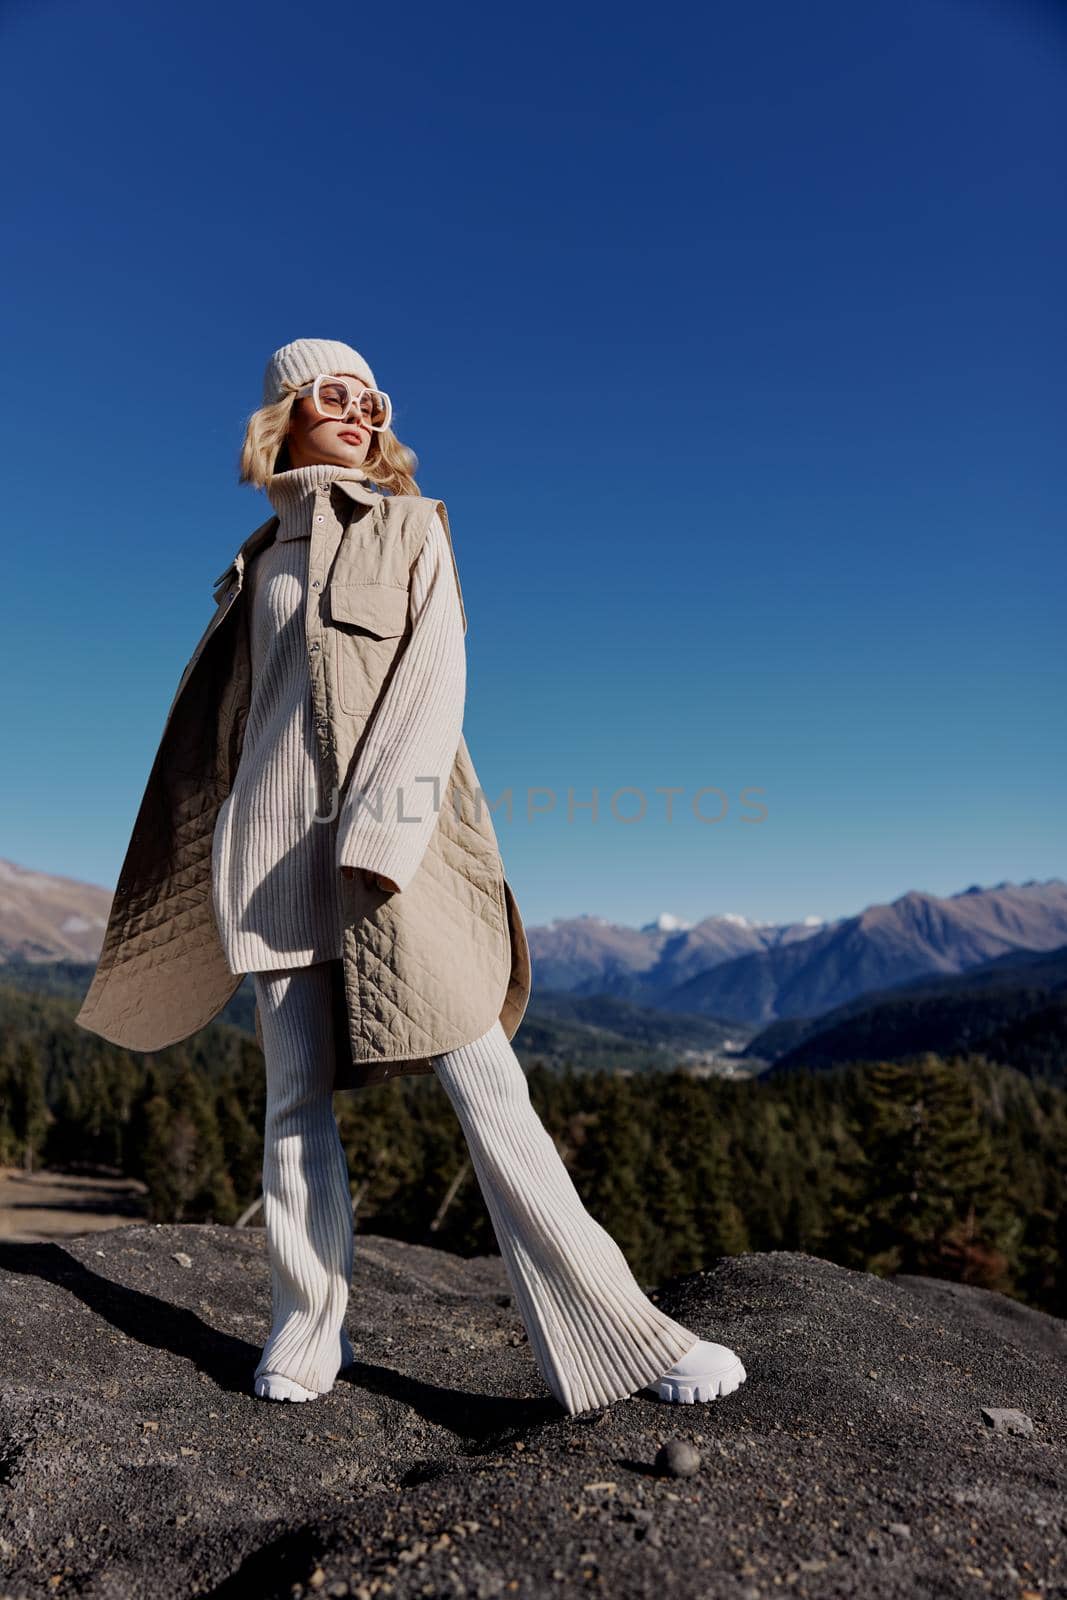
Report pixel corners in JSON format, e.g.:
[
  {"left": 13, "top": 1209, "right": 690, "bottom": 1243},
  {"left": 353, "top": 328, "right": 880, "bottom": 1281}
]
[{"left": 238, "top": 380, "right": 420, "bottom": 496}]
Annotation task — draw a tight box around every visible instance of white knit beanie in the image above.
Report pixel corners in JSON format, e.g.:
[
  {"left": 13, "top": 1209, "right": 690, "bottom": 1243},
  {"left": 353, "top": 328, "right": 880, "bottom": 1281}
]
[{"left": 262, "top": 338, "right": 378, "bottom": 407}]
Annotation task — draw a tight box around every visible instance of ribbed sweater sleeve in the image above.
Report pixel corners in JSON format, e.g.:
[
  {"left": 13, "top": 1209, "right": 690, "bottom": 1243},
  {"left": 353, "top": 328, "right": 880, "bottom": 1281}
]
[{"left": 335, "top": 507, "right": 466, "bottom": 891}]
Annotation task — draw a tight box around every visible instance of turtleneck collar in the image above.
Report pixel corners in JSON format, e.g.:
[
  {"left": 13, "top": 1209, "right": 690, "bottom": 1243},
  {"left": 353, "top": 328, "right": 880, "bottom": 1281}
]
[{"left": 265, "top": 461, "right": 370, "bottom": 539}]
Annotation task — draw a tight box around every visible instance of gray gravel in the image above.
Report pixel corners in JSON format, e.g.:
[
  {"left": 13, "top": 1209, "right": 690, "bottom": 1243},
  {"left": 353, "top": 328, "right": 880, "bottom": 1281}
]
[{"left": 0, "top": 1227, "right": 1064, "bottom": 1599}]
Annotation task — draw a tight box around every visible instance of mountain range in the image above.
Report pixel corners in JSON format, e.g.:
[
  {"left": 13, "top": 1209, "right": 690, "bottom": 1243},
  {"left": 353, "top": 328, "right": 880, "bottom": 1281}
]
[
  {"left": 528, "top": 878, "right": 1067, "bottom": 1023},
  {"left": 2, "top": 857, "right": 1065, "bottom": 1031}
]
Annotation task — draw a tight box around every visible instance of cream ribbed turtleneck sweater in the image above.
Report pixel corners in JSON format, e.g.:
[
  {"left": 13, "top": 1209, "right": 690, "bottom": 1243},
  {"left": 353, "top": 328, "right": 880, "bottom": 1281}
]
[{"left": 210, "top": 460, "right": 467, "bottom": 974}]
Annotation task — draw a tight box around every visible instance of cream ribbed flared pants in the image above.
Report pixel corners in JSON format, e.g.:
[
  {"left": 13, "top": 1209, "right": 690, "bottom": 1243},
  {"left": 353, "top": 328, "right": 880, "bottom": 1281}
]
[{"left": 252, "top": 961, "right": 699, "bottom": 1414}]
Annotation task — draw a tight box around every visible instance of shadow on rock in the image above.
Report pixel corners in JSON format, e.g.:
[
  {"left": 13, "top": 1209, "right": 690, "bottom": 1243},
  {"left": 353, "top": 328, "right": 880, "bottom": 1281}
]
[
  {"left": 340, "top": 1357, "right": 561, "bottom": 1444},
  {"left": 0, "top": 1240, "right": 258, "bottom": 1394}
]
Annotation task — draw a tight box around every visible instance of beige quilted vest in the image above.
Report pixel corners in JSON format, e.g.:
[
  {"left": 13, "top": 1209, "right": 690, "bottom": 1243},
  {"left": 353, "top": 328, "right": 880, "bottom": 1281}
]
[{"left": 75, "top": 478, "right": 531, "bottom": 1089}]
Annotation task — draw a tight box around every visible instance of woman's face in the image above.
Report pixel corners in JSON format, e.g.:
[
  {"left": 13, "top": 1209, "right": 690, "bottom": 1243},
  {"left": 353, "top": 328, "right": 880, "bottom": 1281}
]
[{"left": 285, "top": 371, "right": 374, "bottom": 471}]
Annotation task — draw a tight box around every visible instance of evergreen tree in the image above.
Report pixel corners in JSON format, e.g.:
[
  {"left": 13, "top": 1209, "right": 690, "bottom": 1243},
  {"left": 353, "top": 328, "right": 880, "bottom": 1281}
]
[
  {"left": 860, "top": 1053, "right": 1010, "bottom": 1288},
  {"left": 9, "top": 1039, "right": 49, "bottom": 1172},
  {"left": 566, "top": 1073, "right": 659, "bottom": 1275},
  {"left": 0, "top": 1037, "right": 20, "bottom": 1165},
  {"left": 819, "top": 1064, "right": 876, "bottom": 1269},
  {"left": 644, "top": 1142, "right": 704, "bottom": 1278},
  {"left": 138, "top": 1066, "right": 236, "bottom": 1222}
]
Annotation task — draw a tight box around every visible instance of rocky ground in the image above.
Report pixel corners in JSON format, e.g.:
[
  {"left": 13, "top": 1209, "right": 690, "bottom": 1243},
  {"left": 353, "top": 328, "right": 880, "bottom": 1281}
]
[{"left": 0, "top": 1227, "right": 1063, "bottom": 1599}]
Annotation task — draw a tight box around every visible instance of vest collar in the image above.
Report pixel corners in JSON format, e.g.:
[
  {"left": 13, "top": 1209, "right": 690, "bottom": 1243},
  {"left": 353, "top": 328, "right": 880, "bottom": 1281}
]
[
  {"left": 335, "top": 476, "right": 382, "bottom": 509},
  {"left": 211, "top": 476, "right": 385, "bottom": 593},
  {"left": 273, "top": 473, "right": 383, "bottom": 539}
]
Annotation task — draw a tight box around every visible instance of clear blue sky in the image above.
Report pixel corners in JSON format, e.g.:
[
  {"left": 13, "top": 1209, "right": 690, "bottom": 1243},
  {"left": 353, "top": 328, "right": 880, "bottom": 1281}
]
[{"left": 2, "top": 0, "right": 1063, "bottom": 929}]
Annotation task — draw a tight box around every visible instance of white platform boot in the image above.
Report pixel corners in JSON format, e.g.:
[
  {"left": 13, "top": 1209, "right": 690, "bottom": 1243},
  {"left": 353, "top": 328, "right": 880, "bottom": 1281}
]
[
  {"left": 253, "top": 1326, "right": 357, "bottom": 1403},
  {"left": 646, "top": 1338, "right": 747, "bottom": 1403}
]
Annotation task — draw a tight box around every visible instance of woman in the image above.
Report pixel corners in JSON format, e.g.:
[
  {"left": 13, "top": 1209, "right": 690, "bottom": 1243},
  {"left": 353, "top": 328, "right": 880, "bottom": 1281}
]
[{"left": 77, "top": 336, "right": 746, "bottom": 1415}]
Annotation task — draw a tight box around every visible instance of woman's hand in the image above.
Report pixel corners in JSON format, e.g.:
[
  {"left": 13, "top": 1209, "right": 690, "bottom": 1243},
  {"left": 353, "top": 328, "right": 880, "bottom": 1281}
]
[{"left": 340, "top": 865, "right": 400, "bottom": 893}]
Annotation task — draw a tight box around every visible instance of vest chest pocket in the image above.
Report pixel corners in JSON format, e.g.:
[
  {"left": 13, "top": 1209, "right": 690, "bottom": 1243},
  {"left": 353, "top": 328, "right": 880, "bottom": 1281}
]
[{"left": 328, "top": 581, "right": 411, "bottom": 716}]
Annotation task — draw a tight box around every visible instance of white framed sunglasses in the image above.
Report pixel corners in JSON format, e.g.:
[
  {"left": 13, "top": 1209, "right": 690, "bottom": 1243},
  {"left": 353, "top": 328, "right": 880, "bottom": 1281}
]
[{"left": 293, "top": 374, "right": 393, "bottom": 431}]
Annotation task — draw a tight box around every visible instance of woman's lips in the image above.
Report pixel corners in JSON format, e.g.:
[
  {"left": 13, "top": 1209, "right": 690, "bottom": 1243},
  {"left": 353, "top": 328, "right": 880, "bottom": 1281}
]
[{"left": 338, "top": 430, "right": 363, "bottom": 444}]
